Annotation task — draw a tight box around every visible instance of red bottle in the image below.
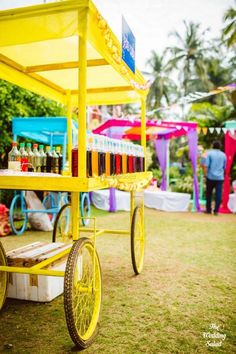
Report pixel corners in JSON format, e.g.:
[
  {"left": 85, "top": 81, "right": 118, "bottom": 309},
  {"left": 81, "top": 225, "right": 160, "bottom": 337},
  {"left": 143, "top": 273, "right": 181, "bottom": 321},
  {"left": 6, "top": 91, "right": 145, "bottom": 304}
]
[{"left": 72, "top": 147, "right": 78, "bottom": 177}]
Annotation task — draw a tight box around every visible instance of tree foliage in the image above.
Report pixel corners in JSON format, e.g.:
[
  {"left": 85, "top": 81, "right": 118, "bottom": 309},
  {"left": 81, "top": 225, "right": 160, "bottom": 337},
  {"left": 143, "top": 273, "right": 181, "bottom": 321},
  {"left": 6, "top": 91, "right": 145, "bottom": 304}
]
[{"left": 0, "top": 79, "right": 65, "bottom": 168}]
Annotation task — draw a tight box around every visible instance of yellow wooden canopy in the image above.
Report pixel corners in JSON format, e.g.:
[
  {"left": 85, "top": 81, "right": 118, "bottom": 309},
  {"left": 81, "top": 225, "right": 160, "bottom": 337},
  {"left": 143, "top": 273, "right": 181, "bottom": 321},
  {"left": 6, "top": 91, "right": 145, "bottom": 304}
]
[{"left": 0, "top": 0, "right": 149, "bottom": 106}]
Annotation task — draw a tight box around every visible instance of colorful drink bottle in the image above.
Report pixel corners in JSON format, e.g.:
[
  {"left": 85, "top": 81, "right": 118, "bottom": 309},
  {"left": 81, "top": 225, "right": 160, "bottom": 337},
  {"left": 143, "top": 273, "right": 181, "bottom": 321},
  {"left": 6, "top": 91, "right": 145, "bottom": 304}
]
[
  {"left": 86, "top": 133, "right": 93, "bottom": 177},
  {"left": 33, "top": 143, "right": 41, "bottom": 172},
  {"left": 110, "top": 140, "right": 116, "bottom": 175},
  {"left": 19, "top": 142, "right": 28, "bottom": 172},
  {"left": 26, "top": 143, "right": 34, "bottom": 172},
  {"left": 39, "top": 145, "right": 47, "bottom": 173},
  {"left": 115, "top": 140, "right": 122, "bottom": 175},
  {"left": 105, "top": 138, "right": 111, "bottom": 177},
  {"left": 122, "top": 142, "right": 127, "bottom": 174},
  {"left": 46, "top": 146, "right": 53, "bottom": 173},
  {"left": 56, "top": 146, "right": 63, "bottom": 175},
  {"left": 72, "top": 147, "right": 78, "bottom": 177},
  {"left": 92, "top": 135, "right": 99, "bottom": 177},
  {"left": 98, "top": 135, "right": 105, "bottom": 176},
  {"left": 127, "top": 143, "right": 134, "bottom": 173},
  {"left": 8, "top": 142, "right": 21, "bottom": 171}
]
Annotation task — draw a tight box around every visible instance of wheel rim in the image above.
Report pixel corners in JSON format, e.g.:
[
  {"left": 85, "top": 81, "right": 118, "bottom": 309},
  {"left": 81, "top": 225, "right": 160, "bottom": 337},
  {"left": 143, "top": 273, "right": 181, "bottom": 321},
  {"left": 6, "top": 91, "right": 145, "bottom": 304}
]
[
  {"left": 43, "top": 193, "right": 57, "bottom": 224},
  {"left": 73, "top": 242, "right": 101, "bottom": 341},
  {"left": 10, "top": 195, "right": 27, "bottom": 235},
  {"left": 81, "top": 194, "right": 90, "bottom": 226},
  {"left": 0, "top": 242, "right": 8, "bottom": 310},
  {"left": 64, "top": 239, "right": 102, "bottom": 346},
  {"left": 53, "top": 204, "right": 72, "bottom": 243},
  {"left": 131, "top": 207, "right": 145, "bottom": 274}
]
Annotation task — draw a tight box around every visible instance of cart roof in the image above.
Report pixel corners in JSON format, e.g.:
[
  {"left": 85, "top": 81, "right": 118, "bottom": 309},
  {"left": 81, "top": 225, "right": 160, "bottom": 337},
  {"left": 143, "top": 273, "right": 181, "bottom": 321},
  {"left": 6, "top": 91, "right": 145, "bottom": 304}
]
[{"left": 0, "top": 0, "right": 148, "bottom": 106}]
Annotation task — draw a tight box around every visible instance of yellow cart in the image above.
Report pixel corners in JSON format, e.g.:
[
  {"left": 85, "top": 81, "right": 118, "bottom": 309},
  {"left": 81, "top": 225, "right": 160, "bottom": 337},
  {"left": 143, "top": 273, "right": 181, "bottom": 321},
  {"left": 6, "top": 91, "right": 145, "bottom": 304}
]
[{"left": 0, "top": 0, "right": 152, "bottom": 349}]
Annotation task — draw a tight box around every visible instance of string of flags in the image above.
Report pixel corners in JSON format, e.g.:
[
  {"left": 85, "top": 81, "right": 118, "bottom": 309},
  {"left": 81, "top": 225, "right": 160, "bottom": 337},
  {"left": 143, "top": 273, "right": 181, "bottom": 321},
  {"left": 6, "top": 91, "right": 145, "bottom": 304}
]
[
  {"left": 147, "top": 83, "right": 236, "bottom": 116},
  {"left": 197, "top": 127, "right": 235, "bottom": 135}
]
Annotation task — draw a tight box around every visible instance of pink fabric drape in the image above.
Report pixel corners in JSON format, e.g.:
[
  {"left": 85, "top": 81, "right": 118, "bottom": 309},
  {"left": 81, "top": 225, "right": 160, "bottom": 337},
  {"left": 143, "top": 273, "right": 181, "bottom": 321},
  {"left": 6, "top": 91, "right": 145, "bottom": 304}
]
[{"left": 222, "top": 132, "right": 236, "bottom": 211}]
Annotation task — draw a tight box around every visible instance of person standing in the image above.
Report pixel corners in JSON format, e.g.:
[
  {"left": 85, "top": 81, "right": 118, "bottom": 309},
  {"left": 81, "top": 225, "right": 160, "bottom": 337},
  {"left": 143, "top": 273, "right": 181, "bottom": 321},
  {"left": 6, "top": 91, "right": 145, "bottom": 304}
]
[{"left": 204, "top": 141, "right": 226, "bottom": 215}]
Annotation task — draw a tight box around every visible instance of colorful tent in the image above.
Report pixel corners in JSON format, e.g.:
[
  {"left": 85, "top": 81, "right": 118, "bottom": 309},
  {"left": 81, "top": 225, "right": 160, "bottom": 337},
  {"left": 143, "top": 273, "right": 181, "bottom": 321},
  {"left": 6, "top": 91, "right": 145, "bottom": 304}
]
[
  {"left": 222, "top": 120, "right": 236, "bottom": 212},
  {"left": 93, "top": 118, "right": 200, "bottom": 211}
]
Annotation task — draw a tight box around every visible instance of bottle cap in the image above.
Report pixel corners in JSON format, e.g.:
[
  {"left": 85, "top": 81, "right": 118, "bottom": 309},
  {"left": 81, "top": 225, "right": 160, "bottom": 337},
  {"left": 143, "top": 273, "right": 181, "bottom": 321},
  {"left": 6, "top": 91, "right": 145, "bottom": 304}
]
[
  {"left": 33, "top": 143, "right": 38, "bottom": 149},
  {"left": 26, "top": 143, "right": 31, "bottom": 148},
  {"left": 20, "top": 143, "right": 24, "bottom": 148},
  {"left": 56, "top": 146, "right": 61, "bottom": 152},
  {"left": 39, "top": 145, "right": 44, "bottom": 150},
  {"left": 12, "top": 141, "right": 17, "bottom": 147},
  {"left": 46, "top": 146, "right": 50, "bottom": 151},
  {"left": 52, "top": 146, "right": 56, "bottom": 151}
]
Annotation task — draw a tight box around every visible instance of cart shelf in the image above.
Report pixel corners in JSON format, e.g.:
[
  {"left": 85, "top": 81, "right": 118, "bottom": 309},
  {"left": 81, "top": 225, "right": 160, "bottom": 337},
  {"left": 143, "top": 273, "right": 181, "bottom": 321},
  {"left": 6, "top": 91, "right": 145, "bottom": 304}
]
[{"left": 0, "top": 172, "right": 152, "bottom": 192}]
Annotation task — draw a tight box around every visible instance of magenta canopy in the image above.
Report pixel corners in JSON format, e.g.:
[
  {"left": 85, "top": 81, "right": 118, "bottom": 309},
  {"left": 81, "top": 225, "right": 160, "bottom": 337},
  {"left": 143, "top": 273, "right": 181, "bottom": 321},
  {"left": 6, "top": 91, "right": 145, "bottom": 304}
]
[{"left": 93, "top": 118, "right": 200, "bottom": 212}]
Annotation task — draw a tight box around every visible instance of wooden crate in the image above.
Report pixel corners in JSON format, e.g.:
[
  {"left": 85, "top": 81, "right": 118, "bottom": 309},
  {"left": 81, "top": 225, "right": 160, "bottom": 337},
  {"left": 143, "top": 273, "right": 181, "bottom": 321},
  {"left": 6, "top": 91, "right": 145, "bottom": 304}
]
[{"left": 7, "top": 242, "right": 71, "bottom": 302}]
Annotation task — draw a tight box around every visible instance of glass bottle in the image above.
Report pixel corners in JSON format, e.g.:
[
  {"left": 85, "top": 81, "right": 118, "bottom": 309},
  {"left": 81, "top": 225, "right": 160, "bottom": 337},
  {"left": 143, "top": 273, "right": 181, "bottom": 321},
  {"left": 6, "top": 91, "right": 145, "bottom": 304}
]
[
  {"left": 92, "top": 135, "right": 99, "bottom": 177},
  {"left": 51, "top": 146, "right": 59, "bottom": 174},
  {"left": 105, "top": 137, "right": 111, "bottom": 177},
  {"left": 46, "top": 146, "right": 53, "bottom": 173},
  {"left": 122, "top": 141, "right": 127, "bottom": 174},
  {"left": 32, "top": 143, "right": 41, "bottom": 172},
  {"left": 39, "top": 145, "right": 47, "bottom": 173},
  {"left": 26, "top": 143, "right": 34, "bottom": 172},
  {"left": 19, "top": 142, "right": 28, "bottom": 172},
  {"left": 115, "top": 140, "right": 122, "bottom": 175},
  {"left": 72, "top": 146, "right": 78, "bottom": 177},
  {"left": 56, "top": 146, "right": 63, "bottom": 175},
  {"left": 86, "top": 133, "right": 93, "bottom": 177},
  {"left": 8, "top": 142, "right": 21, "bottom": 171}
]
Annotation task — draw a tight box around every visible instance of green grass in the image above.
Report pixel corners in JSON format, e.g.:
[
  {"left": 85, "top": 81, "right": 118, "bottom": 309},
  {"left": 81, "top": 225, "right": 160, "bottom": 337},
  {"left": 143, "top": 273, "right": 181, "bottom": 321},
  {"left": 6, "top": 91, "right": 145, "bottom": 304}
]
[{"left": 0, "top": 209, "right": 235, "bottom": 353}]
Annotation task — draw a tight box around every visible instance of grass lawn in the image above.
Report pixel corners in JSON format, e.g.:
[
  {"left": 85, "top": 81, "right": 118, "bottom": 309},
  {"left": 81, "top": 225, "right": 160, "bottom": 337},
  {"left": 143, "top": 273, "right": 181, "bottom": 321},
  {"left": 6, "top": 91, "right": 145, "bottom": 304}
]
[{"left": 0, "top": 208, "right": 235, "bottom": 354}]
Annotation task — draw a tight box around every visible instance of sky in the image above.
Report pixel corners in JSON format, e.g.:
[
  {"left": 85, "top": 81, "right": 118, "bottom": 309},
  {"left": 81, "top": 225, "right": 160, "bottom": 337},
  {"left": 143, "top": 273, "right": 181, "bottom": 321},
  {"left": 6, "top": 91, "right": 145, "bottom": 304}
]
[{"left": 0, "top": 0, "right": 234, "bottom": 71}]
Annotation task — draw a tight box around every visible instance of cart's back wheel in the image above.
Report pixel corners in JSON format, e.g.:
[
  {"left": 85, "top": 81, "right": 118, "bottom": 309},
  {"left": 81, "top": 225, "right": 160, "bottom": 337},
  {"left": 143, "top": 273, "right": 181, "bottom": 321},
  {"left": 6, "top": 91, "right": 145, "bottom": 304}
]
[
  {"left": 52, "top": 204, "right": 72, "bottom": 243},
  {"left": 0, "top": 242, "right": 8, "bottom": 310},
  {"left": 43, "top": 193, "right": 57, "bottom": 224},
  {"left": 131, "top": 206, "right": 145, "bottom": 275},
  {"left": 80, "top": 193, "right": 91, "bottom": 226},
  {"left": 9, "top": 194, "right": 28, "bottom": 235},
  {"left": 64, "top": 237, "right": 102, "bottom": 349}
]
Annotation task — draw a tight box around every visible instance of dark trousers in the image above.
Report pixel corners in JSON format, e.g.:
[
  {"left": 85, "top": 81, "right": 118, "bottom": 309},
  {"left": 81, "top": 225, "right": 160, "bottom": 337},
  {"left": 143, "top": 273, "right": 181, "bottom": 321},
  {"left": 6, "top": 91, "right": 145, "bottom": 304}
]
[{"left": 206, "top": 178, "right": 223, "bottom": 213}]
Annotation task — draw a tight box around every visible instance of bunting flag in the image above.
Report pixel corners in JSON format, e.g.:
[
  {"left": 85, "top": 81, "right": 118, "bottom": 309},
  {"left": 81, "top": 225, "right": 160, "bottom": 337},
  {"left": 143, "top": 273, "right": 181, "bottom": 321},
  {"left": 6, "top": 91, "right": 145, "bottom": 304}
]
[
  {"left": 147, "top": 83, "right": 236, "bottom": 116},
  {"left": 195, "top": 127, "right": 236, "bottom": 135}
]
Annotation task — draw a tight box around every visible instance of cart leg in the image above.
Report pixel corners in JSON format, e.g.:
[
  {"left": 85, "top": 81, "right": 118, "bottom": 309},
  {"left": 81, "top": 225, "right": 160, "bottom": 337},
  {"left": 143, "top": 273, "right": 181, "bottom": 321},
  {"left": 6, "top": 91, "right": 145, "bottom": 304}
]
[
  {"left": 64, "top": 237, "right": 102, "bottom": 349},
  {"left": 71, "top": 192, "right": 80, "bottom": 241},
  {"left": 0, "top": 241, "right": 8, "bottom": 310}
]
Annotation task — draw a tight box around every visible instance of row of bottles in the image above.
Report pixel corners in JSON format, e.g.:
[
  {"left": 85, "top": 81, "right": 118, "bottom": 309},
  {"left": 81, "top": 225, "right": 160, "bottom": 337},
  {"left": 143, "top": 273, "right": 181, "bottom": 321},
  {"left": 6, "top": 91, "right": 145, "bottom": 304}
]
[
  {"left": 8, "top": 142, "right": 63, "bottom": 174},
  {"left": 72, "top": 134, "right": 145, "bottom": 177}
]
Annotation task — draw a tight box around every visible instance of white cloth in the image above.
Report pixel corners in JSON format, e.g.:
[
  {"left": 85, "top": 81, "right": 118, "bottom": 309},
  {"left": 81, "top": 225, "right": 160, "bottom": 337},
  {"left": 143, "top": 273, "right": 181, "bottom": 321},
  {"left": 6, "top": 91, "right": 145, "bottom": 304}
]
[
  {"left": 92, "top": 189, "right": 130, "bottom": 211},
  {"left": 144, "top": 190, "right": 191, "bottom": 212},
  {"left": 228, "top": 193, "right": 236, "bottom": 213}
]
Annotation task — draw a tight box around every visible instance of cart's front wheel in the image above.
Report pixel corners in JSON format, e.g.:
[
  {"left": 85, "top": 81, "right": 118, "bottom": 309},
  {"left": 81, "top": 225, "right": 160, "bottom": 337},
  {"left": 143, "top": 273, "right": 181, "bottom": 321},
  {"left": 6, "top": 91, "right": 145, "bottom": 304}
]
[
  {"left": 64, "top": 238, "right": 102, "bottom": 349},
  {"left": 131, "top": 206, "right": 145, "bottom": 275},
  {"left": 52, "top": 204, "right": 72, "bottom": 243},
  {"left": 0, "top": 242, "right": 8, "bottom": 310},
  {"left": 10, "top": 194, "right": 28, "bottom": 235}
]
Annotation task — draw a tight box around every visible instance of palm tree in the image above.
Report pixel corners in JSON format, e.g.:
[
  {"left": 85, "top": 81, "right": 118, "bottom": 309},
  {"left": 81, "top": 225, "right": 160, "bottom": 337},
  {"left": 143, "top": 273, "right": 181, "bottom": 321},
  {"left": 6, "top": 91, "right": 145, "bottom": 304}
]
[
  {"left": 222, "top": 4, "right": 236, "bottom": 48},
  {"left": 144, "top": 51, "right": 176, "bottom": 112},
  {"left": 166, "top": 21, "right": 210, "bottom": 94}
]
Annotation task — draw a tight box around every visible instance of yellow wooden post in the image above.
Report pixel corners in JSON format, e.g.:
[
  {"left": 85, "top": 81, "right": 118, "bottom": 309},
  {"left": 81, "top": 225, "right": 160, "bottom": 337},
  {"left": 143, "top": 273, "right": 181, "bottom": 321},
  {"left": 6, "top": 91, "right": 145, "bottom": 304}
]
[
  {"left": 71, "top": 191, "right": 79, "bottom": 240},
  {"left": 141, "top": 96, "right": 146, "bottom": 171},
  {"left": 78, "top": 20, "right": 87, "bottom": 178},
  {"left": 130, "top": 190, "right": 134, "bottom": 229},
  {"left": 66, "top": 90, "right": 72, "bottom": 175}
]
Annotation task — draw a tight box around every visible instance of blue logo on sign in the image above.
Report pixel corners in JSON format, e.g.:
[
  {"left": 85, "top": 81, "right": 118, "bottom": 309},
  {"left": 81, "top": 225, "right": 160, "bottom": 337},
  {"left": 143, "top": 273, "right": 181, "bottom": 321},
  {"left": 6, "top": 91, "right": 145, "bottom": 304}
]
[{"left": 122, "top": 17, "right": 135, "bottom": 73}]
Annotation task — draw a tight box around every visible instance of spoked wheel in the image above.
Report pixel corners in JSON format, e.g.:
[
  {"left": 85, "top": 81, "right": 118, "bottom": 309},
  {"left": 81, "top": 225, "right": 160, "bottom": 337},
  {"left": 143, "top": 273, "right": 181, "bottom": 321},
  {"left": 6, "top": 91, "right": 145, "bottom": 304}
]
[
  {"left": 131, "top": 206, "right": 145, "bottom": 275},
  {"left": 80, "top": 193, "right": 91, "bottom": 226},
  {"left": 0, "top": 242, "right": 8, "bottom": 310},
  {"left": 9, "top": 194, "right": 28, "bottom": 235},
  {"left": 43, "top": 192, "right": 57, "bottom": 224},
  {"left": 52, "top": 204, "right": 72, "bottom": 243},
  {"left": 64, "top": 237, "right": 102, "bottom": 349}
]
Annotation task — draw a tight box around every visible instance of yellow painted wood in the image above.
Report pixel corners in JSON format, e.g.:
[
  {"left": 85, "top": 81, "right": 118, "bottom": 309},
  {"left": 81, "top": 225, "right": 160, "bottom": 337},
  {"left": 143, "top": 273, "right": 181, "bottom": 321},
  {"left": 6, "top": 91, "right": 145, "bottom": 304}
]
[
  {"left": 78, "top": 16, "right": 87, "bottom": 178},
  {"left": 130, "top": 191, "right": 134, "bottom": 227},
  {"left": 0, "top": 266, "right": 64, "bottom": 277},
  {"left": 141, "top": 96, "right": 147, "bottom": 170},
  {"left": 79, "top": 228, "right": 130, "bottom": 235},
  {"left": 25, "top": 59, "right": 108, "bottom": 72},
  {"left": 31, "top": 248, "right": 71, "bottom": 270},
  {"left": 0, "top": 172, "right": 152, "bottom": 192},
  {"left": 71, "top": 192, "right": 79, "bottom": 240}
]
